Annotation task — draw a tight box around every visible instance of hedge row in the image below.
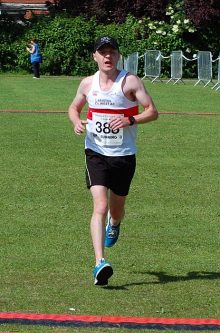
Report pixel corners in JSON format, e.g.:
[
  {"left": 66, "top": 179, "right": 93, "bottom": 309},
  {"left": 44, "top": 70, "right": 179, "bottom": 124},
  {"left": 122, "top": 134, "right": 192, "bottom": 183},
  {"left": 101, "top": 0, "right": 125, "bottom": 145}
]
[{"left": 0, "top": 14, "right": 219, "bottom": 77}]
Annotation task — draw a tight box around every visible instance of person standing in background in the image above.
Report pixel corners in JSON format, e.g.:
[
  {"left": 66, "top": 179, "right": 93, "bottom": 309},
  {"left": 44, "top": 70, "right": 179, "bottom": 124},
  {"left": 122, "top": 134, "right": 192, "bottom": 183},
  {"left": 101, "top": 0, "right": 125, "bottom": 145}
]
[{"left": 26, "top": 38, "right": 41, "bottom": 79}]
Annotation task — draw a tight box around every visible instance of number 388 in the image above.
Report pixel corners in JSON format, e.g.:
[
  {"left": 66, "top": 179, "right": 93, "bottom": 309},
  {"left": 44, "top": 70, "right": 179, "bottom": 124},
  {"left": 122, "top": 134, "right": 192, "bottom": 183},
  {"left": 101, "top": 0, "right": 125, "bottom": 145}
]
[{"left": 95, "top": 121, "right": 119, "bottom": 134}]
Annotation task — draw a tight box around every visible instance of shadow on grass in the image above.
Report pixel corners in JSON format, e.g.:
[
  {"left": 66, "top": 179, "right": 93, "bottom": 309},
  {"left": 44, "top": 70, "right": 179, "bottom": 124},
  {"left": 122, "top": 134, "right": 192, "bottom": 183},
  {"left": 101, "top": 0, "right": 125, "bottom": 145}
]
[
  {"left": 106, "top": 271, "right": 220, "bottom": 290},
  {"left": 143, "top": 271, "right": 220, "bottom": 283}
]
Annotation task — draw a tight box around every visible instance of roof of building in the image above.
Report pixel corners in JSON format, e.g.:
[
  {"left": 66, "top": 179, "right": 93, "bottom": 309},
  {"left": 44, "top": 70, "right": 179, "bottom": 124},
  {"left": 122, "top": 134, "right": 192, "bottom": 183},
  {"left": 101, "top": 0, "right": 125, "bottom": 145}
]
[
  {"left": 0, "top": 1, "right": 55, "bottom": 13},
  {"left": 1, "top": 0, "right": 54, "bottom": 3}
]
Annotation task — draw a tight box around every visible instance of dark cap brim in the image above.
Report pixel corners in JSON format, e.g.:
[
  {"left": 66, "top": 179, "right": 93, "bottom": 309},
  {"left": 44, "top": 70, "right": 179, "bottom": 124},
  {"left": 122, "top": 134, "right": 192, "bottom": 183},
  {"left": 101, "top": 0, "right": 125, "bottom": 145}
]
[{"left": 94, "top": 36, "right": 119, "bottom": 52}]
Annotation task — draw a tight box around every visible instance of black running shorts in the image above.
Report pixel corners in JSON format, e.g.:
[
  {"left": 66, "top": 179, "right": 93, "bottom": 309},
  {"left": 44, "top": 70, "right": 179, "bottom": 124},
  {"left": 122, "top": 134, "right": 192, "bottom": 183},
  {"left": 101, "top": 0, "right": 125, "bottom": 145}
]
[{"left": 85, "top": 148, "right": 136, "bottom": 196}]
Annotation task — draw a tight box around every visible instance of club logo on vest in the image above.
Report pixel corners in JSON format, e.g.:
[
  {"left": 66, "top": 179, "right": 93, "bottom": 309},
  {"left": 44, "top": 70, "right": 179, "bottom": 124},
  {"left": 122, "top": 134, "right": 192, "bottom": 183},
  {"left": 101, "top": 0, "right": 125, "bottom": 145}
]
[{"left": 95, "top": 98, "right": 115, "bottom": 106}]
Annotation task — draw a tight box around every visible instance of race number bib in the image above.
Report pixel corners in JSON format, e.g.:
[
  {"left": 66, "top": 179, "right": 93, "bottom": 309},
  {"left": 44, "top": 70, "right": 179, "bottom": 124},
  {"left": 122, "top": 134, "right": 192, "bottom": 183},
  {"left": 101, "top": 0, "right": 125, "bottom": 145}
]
[{"left": 92, "top": 112, "right": 124, "bottom": 146}]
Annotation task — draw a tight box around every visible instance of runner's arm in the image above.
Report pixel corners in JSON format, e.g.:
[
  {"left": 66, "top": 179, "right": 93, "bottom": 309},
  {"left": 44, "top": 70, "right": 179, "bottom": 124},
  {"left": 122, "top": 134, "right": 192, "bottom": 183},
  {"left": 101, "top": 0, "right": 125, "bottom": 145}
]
[
  {"left": 109, "top": 75, "right": 158, "bottom": 131},
  {"left": 68, "top": 79, "right": 88, "bottom": 135},
  {"left": 129, "top": 75, "right": 158, "bottom": 124}
]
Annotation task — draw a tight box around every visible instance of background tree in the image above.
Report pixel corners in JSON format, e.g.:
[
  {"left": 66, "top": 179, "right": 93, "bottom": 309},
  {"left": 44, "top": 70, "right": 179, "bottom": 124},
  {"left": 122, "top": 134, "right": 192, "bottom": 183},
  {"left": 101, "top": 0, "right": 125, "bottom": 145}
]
[
  {"left": 184, "top": 0, "right": 220, "bottom": 55},
  {"left": 184, "top": 0, "right": 220, "bottom": 27},
  {"left": 89, "top": 0, "right": 118, "bottom": 23},
  {"left": 46, "top": 0, "right": 89, "bottom": 16},
  {"left": 113, "top": 0, "right": 169, "bottom": 22},
  {"left": 48, "top": 0, "right": 169, "bottom": 23},
  {"left": 134, "top": 0, "right": 169, "bottom": 20}
]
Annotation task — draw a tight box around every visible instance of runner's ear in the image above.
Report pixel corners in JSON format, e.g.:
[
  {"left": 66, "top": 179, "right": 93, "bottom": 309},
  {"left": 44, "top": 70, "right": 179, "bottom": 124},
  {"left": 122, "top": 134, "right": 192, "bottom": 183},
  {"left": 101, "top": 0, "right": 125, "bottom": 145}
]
[{"left": 93, "top": 52, "right": 98, "bottom": 63}]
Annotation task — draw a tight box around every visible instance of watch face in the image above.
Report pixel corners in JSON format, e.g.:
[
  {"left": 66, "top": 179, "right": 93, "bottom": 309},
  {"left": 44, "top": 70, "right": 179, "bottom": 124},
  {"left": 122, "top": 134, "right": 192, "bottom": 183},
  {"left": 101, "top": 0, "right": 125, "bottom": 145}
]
[{"left": 129, "top": 116, "right": 135, "bottom": 125}]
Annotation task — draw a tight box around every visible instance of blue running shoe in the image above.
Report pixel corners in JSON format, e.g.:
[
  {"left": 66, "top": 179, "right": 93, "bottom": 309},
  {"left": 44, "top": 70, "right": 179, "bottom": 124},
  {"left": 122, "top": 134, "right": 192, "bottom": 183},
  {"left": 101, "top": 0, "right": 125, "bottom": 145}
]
[
  {"left": 105, "top": 213, "right": 120, "bottom": 248},
  {"left": 93, "top": 259, "right": 113, "bottom": 286}
]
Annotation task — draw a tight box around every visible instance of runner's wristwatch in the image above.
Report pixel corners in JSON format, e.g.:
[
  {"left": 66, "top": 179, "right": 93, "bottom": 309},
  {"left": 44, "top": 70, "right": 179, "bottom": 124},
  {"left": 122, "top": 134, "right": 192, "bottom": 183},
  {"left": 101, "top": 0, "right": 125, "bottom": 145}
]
[{"left": 128, "top": 116, "right": 136, "bottom": 126}]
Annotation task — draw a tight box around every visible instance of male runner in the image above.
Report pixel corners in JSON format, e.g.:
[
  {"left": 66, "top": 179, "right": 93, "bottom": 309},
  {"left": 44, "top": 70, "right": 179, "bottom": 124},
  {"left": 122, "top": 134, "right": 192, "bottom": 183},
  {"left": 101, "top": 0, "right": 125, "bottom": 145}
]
[{"left": 68, "top": 36, "right": 158, "bottom": 285}]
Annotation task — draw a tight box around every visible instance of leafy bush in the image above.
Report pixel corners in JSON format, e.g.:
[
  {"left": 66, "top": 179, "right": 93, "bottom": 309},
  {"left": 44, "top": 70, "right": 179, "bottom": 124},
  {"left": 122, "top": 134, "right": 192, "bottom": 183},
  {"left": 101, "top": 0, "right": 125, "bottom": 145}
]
[
  {"left": 12, "top": 16, "right": 97, "bottom": 75},
  {"left": 0, "top": 0, "right": 219, "bottom": 77},
  {"left": 0, "top": 17, "right": 27, "bottom": 71}
]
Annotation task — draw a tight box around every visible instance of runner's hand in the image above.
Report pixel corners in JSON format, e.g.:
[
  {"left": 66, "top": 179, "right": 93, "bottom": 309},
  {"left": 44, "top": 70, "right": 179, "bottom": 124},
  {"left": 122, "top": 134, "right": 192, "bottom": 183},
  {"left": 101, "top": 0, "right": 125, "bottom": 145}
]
[
  {"left": 109, "top": 117, "right": 130, "bottom": 130},
  {"left": 74, "top": 120, "right": 88, "bottom": 135}
]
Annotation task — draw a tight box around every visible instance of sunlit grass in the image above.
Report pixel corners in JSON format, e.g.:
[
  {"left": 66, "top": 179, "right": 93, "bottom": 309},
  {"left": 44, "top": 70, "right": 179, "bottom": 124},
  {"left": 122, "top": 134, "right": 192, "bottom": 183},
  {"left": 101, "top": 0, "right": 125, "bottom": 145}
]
[{"left": 0, "top": 76, "right": 219, "bottom": 332}]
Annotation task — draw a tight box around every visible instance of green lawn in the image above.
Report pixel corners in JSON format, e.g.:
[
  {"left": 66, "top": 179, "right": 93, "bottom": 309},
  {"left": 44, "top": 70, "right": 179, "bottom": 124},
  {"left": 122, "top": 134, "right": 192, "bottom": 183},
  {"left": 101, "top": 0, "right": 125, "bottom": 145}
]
[
  {"left": 0, "top": 75, "right": 219, "bottom": 114},
  {"left": 0, "top": 76, "right": 220, "bottom": 333}
]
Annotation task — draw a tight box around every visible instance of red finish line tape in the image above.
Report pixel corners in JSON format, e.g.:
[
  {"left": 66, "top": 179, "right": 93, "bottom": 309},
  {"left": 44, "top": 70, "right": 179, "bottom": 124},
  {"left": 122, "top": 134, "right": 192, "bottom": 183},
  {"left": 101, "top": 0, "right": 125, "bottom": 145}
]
[{"left": 0, "top": 312, "right": 220, "bottom": 330}]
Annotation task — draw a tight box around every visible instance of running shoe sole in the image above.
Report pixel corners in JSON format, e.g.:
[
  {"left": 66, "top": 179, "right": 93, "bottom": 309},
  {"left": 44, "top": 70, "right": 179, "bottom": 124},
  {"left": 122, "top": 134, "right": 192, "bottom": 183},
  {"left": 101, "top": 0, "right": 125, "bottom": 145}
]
[{"left": 94, "top": 264, "right": 113, "bottom": 286}]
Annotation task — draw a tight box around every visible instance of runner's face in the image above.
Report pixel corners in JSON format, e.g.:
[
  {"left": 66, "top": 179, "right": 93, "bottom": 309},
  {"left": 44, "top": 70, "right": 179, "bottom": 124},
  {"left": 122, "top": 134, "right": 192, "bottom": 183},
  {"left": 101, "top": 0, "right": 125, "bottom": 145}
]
[{"left": 93, "top": 45, "right": 119, "bottom": 71}]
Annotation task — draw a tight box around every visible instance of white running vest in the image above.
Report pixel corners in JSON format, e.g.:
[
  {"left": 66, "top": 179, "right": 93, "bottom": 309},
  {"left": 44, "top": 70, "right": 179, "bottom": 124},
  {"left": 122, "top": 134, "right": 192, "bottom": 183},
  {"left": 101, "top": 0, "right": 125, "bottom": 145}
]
[{"left": 85, "top": 70, "right": 139, "bottom": 156}]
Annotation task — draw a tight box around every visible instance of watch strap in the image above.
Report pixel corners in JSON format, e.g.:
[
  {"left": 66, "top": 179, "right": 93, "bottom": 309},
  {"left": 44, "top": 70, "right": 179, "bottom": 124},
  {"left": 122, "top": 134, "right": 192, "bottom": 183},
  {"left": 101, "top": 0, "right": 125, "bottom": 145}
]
[{"left": 128, "top": 116, "right": 136, "bottom": 126}]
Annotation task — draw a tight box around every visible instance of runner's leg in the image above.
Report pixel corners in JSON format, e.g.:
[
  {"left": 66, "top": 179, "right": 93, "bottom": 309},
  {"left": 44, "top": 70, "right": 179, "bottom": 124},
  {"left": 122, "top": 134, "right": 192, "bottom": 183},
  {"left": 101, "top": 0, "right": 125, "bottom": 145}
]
[
  {"left": 109, "top": 190, "right": 126, "bottom": 225},
  {"left": 90, "top": 185, "right": 108, "bottom": 265}
]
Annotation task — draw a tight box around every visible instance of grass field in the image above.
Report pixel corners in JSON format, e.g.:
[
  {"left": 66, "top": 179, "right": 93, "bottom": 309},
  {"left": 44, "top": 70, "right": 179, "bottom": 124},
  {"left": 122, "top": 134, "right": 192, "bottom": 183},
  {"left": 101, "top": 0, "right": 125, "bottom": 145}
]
[
  {"left": 0, "top": 75, "right": 220, "bottom": 333},
  {"left": 0, "top": 75, "right": 220, "bottom": 114}
]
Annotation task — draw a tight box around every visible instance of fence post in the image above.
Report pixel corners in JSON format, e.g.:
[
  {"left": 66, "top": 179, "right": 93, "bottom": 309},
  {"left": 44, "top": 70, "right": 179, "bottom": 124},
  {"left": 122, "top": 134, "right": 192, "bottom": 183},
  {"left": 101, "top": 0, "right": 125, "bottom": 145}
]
[
  {"left": 166, "top": 51, "right": 184, "bottom": 85},
  {"left": 142, "top": 50, "right": 162, "bottom": 82},
  {"left": 212, "top": 54, "right": 220, "bottom": 90},
  {"left": 123, "top": 52, "right": 139, "bottom": 75},
  {"left": 194, "top": 51, "right": 213, "bottom": 87},
  {"left": 117, "top": 55, "right": 124, "bottom": 71}
]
